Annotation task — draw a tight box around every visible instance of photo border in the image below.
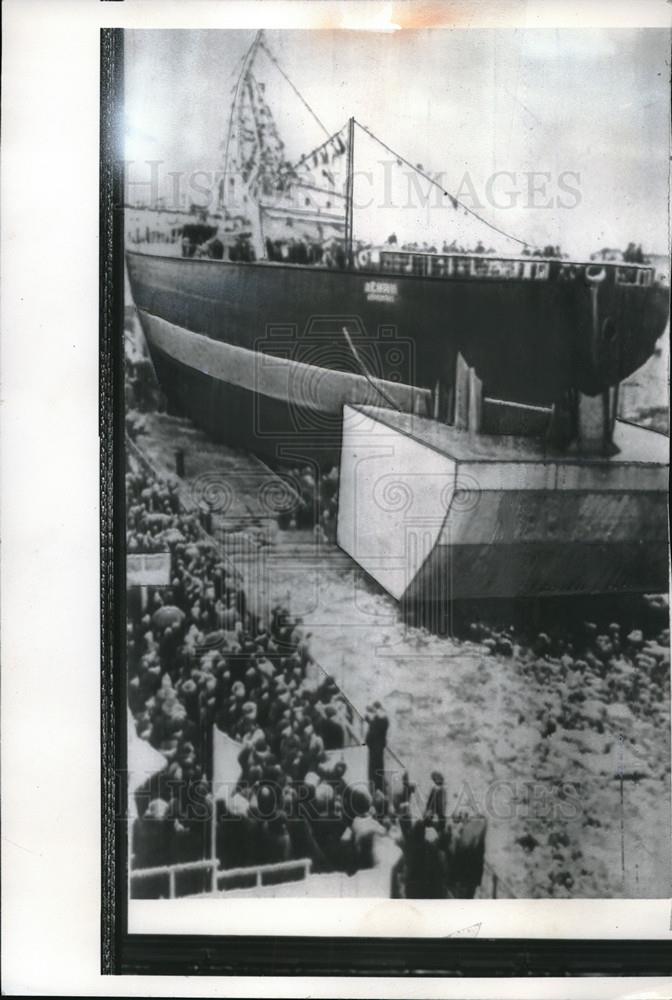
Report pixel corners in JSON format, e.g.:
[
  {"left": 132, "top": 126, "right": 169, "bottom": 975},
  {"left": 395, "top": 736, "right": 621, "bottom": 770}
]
[{"left": 99, "top": 21, "right": 672, "bottom": 978}]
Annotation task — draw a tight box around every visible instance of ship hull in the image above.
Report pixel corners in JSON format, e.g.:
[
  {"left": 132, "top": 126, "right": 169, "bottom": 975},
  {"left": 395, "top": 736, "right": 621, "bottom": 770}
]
[
  {"left": 127, "top": 251, "right": 669, "bottom": 463},
  {"left": 142, "top": 311, "right": 430, "bottom": 463}
]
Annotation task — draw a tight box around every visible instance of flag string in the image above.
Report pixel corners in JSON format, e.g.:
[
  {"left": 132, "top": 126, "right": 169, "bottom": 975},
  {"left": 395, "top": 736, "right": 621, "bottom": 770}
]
[
  {"left": 258, "top": 37, "right": 332, "bottom": 140},
  {"left": 354, "top": 119, "right": 528, "bottom": 247}
]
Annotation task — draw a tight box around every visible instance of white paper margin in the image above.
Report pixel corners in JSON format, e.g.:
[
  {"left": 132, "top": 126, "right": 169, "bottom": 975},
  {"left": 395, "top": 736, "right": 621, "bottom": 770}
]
[{"left": 2, "top": 0, "right": 671, "bottom": 996}]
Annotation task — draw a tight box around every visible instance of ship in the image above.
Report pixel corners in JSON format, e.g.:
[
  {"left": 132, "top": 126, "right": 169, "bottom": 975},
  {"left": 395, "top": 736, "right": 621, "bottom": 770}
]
[{"left": 126, "top": 30, "right": 669, "bottom": 466}]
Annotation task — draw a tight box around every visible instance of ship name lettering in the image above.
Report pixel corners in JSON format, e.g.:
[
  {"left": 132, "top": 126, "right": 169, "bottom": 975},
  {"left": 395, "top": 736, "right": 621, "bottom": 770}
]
[{"left": 364, "top": 280, "right": 398, "bottom": 301}]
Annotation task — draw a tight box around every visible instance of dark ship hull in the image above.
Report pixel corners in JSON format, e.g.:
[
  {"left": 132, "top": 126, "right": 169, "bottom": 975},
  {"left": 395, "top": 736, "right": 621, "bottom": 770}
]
[{"left": 127, "top": 249, "right": 669, "bottom": 463}]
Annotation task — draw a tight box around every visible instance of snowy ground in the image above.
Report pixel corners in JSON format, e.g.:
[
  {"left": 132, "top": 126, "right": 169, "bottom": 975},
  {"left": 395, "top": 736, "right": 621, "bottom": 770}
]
[{"left": 260, "top": 555, "right": 671, "bottom": 899}]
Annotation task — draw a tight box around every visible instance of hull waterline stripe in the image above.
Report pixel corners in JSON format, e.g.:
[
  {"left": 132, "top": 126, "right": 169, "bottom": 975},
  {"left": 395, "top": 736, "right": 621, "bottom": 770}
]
[{"left": 140, "top": 310, "right": 431, "bottom": 414}]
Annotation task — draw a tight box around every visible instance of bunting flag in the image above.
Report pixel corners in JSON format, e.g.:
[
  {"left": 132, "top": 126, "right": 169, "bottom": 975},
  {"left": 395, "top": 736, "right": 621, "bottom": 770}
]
[
  {"left": 127, "top": 707, "right": 167, "bottom": 821},
  {"left": 212, "top": 726, "right": 243, "bottom": 807},
  {"left": 224, "top": 64, "right": 297, "bottom": 199},
  {"left": 222, "top": 45, "right": 351, "bottom": 223}
]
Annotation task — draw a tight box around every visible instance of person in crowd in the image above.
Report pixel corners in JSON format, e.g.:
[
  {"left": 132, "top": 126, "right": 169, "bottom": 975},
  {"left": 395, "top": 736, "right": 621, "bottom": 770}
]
[
  {"left": 349, "top": 788, "right": 387, "bottom": 871},
  {"left": 392, "top": 770, "right": 417, "bottom": 815},
  {"left": 397, "top": 811, "right": 448, "bottom": 898},
  {"left": 365, "top": 701, "right": 389, "bottom": 795},
  {"left": 319, "top": 703, "right": 345, "bottom": 750},
  {"left": 228, "top": 234, "right": 256, "bottom": 262},
  {"left": 206, "top": 236, "right": 224, "bottom": 260},
  {"left": 448, "top": 812, "right": 487, "bottom": 899},
  {"left": 181, "top": 234, "right": 196, "bottom": 258},
  {"left": 424, "top": 770, "right": 447, "bottom": 828}
]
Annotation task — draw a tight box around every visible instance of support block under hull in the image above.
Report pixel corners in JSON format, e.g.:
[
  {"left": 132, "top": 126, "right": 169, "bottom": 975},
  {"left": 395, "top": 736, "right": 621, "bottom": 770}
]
[{"left": 336, "top": 405, "right": 669, "bottom": 601}]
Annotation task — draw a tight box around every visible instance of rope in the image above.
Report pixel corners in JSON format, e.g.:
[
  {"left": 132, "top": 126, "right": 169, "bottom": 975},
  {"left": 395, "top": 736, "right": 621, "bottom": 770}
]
[
  {"left": 225, "top": 37, "right": 529, "bottom": 253},
  {"left": 292, "top": 123, "right": 348, "bottom": 172},
  {"left": 354, "top": 119, "right": 529, "bottom": 248},
  {"left": 221, "top": 31, "right": 262, "bottom": 200},
  {"left": 258, "top": 37, "right": 332, "bottom": 140},
  {"left": 342, "top": 327, "right": 403, "bottom": 412}
]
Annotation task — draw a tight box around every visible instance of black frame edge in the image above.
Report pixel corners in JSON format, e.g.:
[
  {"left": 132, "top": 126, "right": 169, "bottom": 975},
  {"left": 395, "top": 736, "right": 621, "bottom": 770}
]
[{"left": 100, "top": 25, "right": 126, "bottom": 977}]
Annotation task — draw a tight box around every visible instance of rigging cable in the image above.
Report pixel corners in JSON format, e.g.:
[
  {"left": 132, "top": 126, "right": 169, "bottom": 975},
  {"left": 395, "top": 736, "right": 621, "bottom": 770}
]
[
  {"left": 354, "top": 119, "right": 529, "bottom": 248},
  {"left": 258, "top": 37, "right": 333, "bottom": 140},
  {"left": 221, "top": 31, "right": 263, "bottom": 198},
  {"left": 342, "top": 327, "right": 402, "bottom": 412},
  {"left": 291, "top": 123, "right": 348, "bottom": 171}
]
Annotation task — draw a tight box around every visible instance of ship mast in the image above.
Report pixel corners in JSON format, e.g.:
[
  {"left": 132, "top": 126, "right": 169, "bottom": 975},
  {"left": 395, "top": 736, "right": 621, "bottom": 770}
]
[
  {"left": 220, "top": 30, "right": 263, "bottom": 210},
  {"left": 220, "top": 32, "right": 350, "bottom": 258},
  {"left": 220, "top": 34, "right": 529, "bottom": 267}
]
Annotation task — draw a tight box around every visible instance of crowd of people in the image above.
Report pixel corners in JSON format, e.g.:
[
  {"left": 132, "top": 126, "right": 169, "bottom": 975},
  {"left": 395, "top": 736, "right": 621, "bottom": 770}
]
[
  {"left": 127, "top": 458, "right": 483, "bottom": 897},
  {"left": 138, "top": 213, "right": 653, "bottom": 272},
  {"left": 396, "top": 237, "right": 499, "bottom": 255},
  {"left": 275, "top": 464, "right": 339, "bottom": 543},
  {"left": 196, "top": 233, "right": 351, "bottom": 268},
  {"left": 622, "top": 242, "right": 646, "bottom": 264},
  {"left": 264, "top": 236, "right": 346, "bottom": 267},
  {"left": 185, "top": 227, "right": 568, "bottom": 269},
  {"left": 126, "top": 458, "right": 484, "bottom": 890}
]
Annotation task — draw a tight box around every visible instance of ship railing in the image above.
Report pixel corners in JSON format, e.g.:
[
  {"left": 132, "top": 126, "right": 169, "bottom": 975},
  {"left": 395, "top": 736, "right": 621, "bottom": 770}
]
[
  {"left": 216, "top": 858, "right": 312, "bottom": 892},
  {"left": 615, "top": 265, "right": 654, "bottom": 286},
  {"left": 130, "top": 847, "right": 512, "bottom": 899},
  {"left": 378, "top": 250, "right": 552, "bottom": 281},
  {"left": 130, "top": 857, "right": 312, "bottom": 899},
  {"left": 377, "top": 249, "right": 656, "bottom": 285}
]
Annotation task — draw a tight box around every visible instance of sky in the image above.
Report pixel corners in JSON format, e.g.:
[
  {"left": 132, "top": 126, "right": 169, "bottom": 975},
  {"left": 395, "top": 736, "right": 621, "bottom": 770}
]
[{"left": 124, "top": 28, "right": 670, "bottom": 257}]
